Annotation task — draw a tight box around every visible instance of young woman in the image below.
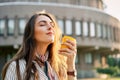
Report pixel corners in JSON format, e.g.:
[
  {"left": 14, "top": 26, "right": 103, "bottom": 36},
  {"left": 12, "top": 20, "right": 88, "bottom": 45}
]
[{"left": 2, "top": 10, "right": 77, "bottom": 80}]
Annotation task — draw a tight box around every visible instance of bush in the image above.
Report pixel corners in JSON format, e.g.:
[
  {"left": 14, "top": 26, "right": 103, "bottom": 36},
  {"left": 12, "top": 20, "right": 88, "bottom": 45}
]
[
  {"left": 107, "top": 57, "right": 117, "bottom": 67},
  {"left": 118, "top": 60, "right": 120, "bottom": 68},
  {"left": 96, "top": 67, "right": 119, "bottom": 76}
]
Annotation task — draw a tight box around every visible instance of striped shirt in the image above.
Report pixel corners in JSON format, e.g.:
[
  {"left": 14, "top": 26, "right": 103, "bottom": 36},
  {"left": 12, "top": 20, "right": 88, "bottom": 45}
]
[{"left": 4, "top": 59, "right": 58, "bottom": 80}]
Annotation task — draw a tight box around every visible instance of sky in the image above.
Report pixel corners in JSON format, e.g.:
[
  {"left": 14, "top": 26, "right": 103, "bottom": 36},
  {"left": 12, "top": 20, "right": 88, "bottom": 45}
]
[{"left": 104, "top": 0, "right": 120, "bottom": 21}]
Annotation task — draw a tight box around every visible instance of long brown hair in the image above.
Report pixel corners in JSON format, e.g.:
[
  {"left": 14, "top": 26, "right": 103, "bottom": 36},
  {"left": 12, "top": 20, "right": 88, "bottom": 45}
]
[{"left": 2, "top": 11, "right": 67, "bottom": 80}]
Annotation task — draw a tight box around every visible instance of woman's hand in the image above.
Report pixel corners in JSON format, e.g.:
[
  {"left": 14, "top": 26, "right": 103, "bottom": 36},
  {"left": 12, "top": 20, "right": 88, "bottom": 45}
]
[{"left": 59, "top": 39, "right": 77, "bottom": 71}]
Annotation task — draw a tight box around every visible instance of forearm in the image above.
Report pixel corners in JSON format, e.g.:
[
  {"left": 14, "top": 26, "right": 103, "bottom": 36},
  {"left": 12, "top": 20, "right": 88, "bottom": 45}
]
[
  {"left": 68, "top": 75, "right": 77, "bottom": 80},
  {"left": 67, "top": 65, "right": 77, "bottom": 80}
]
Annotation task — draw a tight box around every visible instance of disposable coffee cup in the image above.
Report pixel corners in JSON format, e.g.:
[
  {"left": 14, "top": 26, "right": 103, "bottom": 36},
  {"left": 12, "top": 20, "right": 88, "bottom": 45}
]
[{"left": 61, "top": 36, "right": 76, "bottom": 49}]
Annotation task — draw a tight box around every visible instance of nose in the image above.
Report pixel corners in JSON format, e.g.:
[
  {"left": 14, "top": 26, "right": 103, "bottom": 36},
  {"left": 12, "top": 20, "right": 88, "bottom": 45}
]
[{"left": 47, "top": 22, "right": 53, "bottom": 30}]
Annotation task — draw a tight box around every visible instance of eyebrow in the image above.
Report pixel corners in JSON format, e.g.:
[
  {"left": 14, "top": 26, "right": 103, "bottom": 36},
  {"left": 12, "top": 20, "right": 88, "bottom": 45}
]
[
  {"left": 36, "top": 20, "right": 45, "bottom": 25},
  {"left": 37, "top": 20, "right": 52, "bottom": 24}
]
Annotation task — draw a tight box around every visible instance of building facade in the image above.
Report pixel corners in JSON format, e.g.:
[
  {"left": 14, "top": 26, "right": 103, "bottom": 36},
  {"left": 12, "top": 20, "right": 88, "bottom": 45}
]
[{"left": 0, "top": 0, "right": 120, "bottom": 79}]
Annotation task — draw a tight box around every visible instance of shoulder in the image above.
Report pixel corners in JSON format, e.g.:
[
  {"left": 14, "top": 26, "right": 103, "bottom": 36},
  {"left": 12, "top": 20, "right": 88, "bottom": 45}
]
[
  {"left": 8, "top": 60, "right": 16, "bottom": 70},
  {"left": 18, "top": 59, "right": 26, "bottom": 73},
  {"left": 4, "top": 59, "right": 26, "bottom": 80},
  {"left": 8, "top": 59, "right": 26, "bottom": 68},
  {"left": 19, "top": 59, "right": 26, "bottom": 66},
  {"left": 6, "top": 59, "right": 26, "bottom": 74},
  {"left": 4, "top": 61, "right": 17, "bottom": 80}
]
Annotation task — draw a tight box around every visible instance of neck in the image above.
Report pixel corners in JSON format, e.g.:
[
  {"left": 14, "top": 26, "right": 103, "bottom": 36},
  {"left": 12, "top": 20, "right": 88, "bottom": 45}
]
[{"left": 36, "top": 43, "right": 49, "bottom": 56}]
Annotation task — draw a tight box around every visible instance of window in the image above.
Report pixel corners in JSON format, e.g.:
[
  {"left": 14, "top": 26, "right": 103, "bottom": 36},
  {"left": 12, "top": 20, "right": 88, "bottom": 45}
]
[
  {"left": 109, "top": 27, "right": 113, "bottom": 41},
  {"left": 90, "top": 22, "right": 95, "bottom": 37},
  {"left": 65, "top": 20, "right": 72, "bottom": 35},
  {"left": 75, "top": 21, "right": 82, "bottom": 36},
  {"left": 116, "top": 28, "right": 119, "bottom": 42},
  {"left": 113, "top": 27, "right": 116, "bottom": 42},
  {"left": 102, "top": 25, "right": 107, "bottom": 39},
  {"left": 107, "top": 26, "right": 111, "bottom": 40},
  {"left": 83, "top": 21, "right": 88, "bottom": 37},
  {"left": 19, "top": 19, "right": 26, "bottom": 35},
  {"left": 58, "top": 19, "right": 64, "bottom": 33},
  {"left": 0, "top": 19, "right": 5, "bottom": 35},
  {"left": 119, "top": 28, "right": 120, "bottom": 42},
  {"left": 8, "top": 19, "right": 15, "bottom": 35},
  {"left": 96, "top": 54, "right": 101, "bottom": 63},
  {"left": 85, "top": 53, "right": 92, "bottom": 64},
  {"left": 96, "top": 23, "right": 102, "bottom": 38}
]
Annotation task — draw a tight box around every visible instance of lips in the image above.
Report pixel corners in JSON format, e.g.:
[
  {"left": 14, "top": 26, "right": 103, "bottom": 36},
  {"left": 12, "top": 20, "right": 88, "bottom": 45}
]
[{"left": 46, "top": 32, "right": 54, "bottom": 35}]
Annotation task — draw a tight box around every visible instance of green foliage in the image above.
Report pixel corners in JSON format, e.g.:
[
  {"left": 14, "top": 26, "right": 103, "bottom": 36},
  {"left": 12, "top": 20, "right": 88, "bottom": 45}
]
[
  {"left": 96, "top": 56, "right": 120, "bottom": 77},
  {"left": 96, "top": 67, "right": 118, "bottom": 76},
  {"left": 118, "top": 60, "right": 120, "bottom": 68},
  {"left": 107, "top": 57, "right": 117, "bottom": 67}
]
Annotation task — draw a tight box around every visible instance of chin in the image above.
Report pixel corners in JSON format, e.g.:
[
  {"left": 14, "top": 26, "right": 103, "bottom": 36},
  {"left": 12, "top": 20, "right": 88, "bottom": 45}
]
[
  {"left": 49, "top": 37, "right": 54, "bottom": 42},
  {"left": 45, "top": 39, "right": 54, "bottom": 44},
  {"left": 50, "top": 39, "right": 54, "bottom": 43}
]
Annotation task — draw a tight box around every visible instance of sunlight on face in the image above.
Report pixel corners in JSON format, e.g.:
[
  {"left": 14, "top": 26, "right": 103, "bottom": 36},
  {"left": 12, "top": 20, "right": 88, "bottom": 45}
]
[{"left": 34, "top": 15, "right": 55, "bottom": 44}]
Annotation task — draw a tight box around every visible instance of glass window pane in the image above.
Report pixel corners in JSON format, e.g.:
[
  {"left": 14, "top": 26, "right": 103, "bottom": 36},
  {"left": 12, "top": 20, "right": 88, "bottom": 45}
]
[
  {"left": 65, "top": 20, "right": 72, "bottom": 35},
  {"left": 107, "top": 26, "right": 111, "bottom": 39},
  {"left": 113, "top": 27, "right": 117, "bottom": 41},
  {"left": 8, "top": 19, "right": 14, "bottom": 35},
  {"left": 85, "top": 53, "right": 92, "bottom": 64},
  {"left": 58, "top": 19, "right": 64, "bottom": 33},
  {"left": 0, "top": 19, "right": 5, "bottom": 35},
  {"left": 102, "top": 25, "right": 107, "bottom": 39},
  {"left": 83, "top": 21, "right": 88, "bottom": 36},
  {"left": 110, "top": 27, "right": 114, "bottom": 41},
  {"left": 75, "top": 21, "right": 82, "bottom": 35},
  {"left": 19, "top": 19, "right": 26, "bottom": 34},
  {"left": 96, "top": 23, "right": 102, "bottom": 38},
  {"left": 119, "top": 28, "right": 120, "bottom": 42},
  {"left": 96, "top": 54, "right": 101, "bottom": 63},
  {"left": 90, "top": 22, "right": 95, "bottom": 37}
]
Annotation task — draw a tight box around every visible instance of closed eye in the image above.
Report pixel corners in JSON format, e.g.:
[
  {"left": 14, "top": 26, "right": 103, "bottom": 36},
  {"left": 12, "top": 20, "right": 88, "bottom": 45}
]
[
  {"left": 38, "top": 20, "right": 54, "bottom": 27},
  {"left": 39, "top": 21, "right": 46, "bottom": 26}
]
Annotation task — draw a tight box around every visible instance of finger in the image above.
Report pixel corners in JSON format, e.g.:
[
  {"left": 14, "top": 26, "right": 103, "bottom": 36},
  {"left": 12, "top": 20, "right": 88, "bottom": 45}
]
[
  {"left": 66, "top": 40, "right": 77, "bottom": 48},
  {"left": 59, "top": 51, "right": 71, "bottom": 57},
  {"left": 63, "top": 42, "right": 76, "bottom": 51},
  {"left": 59, "top": 48, "right": 76, "bottom": 55},
  {"left": 59, "top": 50, "right": 76, "bottom": 58},
  {"left": 59, "top": 48, "right": 71, "bottom": 53},
  {"left": 66, "top": 40, "right": 76, "bottom": 47},
  {"left": 62, "top": 41, "right": 77, "bottom": 53}
]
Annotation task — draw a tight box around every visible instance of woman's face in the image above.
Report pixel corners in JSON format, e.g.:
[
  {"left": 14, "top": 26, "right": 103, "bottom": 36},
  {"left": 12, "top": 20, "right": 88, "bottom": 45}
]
[{"left": 34, "top": 15, "right": 55, "bottom": 44}]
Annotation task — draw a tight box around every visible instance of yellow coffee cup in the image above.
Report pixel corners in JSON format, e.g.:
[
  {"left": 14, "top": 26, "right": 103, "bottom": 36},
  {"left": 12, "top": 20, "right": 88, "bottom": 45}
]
[{"left": 61, "top": 36, "right": 76, "bottom": 49}]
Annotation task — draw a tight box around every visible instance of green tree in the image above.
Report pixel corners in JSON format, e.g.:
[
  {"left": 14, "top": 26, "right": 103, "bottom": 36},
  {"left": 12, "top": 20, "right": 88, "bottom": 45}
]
[{"left": 107, "top": 57, "right": 117, "bottom": 67}]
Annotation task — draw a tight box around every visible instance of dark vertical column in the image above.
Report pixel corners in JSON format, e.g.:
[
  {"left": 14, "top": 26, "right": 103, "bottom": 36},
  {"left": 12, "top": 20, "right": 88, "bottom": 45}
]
[
  {"left": 63, "top": 17, "right": 66, "bottom": 35},
  {"left": 72, "top": 18, "right": 76, "bottom": 37},
  {"left": 14, "top": 15, "right": 18, "bottom": 38},
  {"left": 4, "top": 16, "right": 8, "bottom": 38}
]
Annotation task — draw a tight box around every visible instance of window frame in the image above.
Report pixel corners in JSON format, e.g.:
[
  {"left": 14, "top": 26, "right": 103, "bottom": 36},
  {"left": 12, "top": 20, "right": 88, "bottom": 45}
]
[
  {"left": 18, "top": 18, "right": 26, "bottom": 35},
  {"left": 7, "top": 18, "right": 15, "bottom": 36},
  {"left": 57, "top": 19, "right": 64, "bottom": 34},
  {"left": 75, "top": 20, "right": 82, "bottom": 36},
  {"left": 65, "top": 19, "right": 72, "bottom": 35},
  {"left": 0, "top": 19, "right": 5, "bottom": 36},
  {"left": 85, "top": 53, "right": 92, "bottom": 64}
]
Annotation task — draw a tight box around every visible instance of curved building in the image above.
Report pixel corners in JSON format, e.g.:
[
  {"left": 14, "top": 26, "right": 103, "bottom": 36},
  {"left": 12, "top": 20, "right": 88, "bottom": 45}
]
[{"left": 0, "top": 0, "right": 120, "bottom": 78}]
